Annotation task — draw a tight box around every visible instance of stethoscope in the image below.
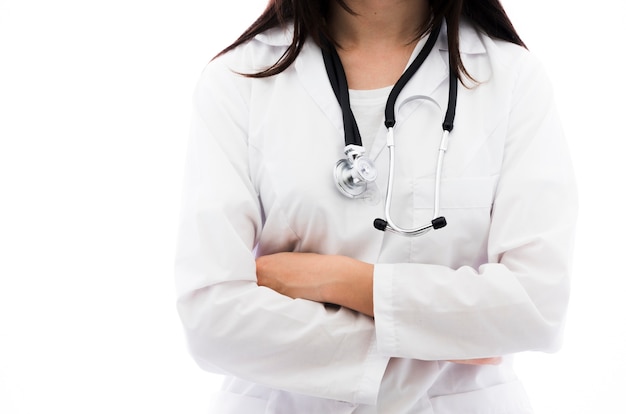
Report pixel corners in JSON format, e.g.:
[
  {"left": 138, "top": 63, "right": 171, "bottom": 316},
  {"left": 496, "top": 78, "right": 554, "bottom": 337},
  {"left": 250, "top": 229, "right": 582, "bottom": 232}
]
[{"left": 322, "top": 24, "right": 458, "bottom": 237}]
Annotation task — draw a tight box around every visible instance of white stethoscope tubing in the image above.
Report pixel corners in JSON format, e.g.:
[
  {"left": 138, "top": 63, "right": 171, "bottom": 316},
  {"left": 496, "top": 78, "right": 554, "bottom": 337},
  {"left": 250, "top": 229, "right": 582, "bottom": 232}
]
[
  {"left": 380, "top": 122, "right": 449, "bottom": 237},
  {"left": 434, "top": 129, "right": 450, "bottom": 217}
]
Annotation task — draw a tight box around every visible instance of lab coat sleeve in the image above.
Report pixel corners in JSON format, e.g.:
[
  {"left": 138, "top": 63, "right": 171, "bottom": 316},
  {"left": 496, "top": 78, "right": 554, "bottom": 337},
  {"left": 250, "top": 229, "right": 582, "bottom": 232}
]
[
  {"left": 175, "top": 54, "right": 389, "bottom": 405},
  {"left": 373, "top": 51, "right": 578, "bottom": 360}
]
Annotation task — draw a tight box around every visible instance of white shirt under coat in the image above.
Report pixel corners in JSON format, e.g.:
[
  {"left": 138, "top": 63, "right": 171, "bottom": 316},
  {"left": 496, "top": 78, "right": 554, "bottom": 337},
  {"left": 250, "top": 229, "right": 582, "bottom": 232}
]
[{"left": 175, "top": 19, "right": 578, "bottom": 414}]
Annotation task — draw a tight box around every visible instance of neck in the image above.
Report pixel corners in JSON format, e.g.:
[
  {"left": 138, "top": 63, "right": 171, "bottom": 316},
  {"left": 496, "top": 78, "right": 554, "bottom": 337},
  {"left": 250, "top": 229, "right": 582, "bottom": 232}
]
[{"left": 327, "top": 0, "right": 431, "bottom": 49}]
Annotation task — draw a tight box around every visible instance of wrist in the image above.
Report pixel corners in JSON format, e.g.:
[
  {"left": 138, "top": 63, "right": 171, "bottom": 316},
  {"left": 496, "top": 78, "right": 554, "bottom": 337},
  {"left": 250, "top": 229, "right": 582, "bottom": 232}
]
[{"left": 322, "top": 256, "right": 374, "bottom": 316}]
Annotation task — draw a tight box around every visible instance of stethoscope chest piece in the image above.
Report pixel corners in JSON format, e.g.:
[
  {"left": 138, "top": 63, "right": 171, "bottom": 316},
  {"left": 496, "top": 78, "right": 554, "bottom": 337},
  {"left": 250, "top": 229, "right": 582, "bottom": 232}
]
[{"left": 334, "top": 144, "right": 377, "bottom": 198}]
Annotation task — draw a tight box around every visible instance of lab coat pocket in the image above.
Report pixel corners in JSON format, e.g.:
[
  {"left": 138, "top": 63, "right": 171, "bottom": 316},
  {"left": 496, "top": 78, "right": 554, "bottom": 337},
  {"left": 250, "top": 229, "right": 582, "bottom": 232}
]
[
  {"left": 413, "top": 176, "right": 497, "bottom": 210},
  {"left": 410, "top": 176, "right": 497, "bottom": 268}
]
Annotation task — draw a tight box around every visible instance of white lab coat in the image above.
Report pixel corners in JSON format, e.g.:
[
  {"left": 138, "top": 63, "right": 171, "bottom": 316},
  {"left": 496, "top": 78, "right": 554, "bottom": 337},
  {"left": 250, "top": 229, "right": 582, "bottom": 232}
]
[{"left": 175, "top": 19, "right": 577, "bottom": 414}]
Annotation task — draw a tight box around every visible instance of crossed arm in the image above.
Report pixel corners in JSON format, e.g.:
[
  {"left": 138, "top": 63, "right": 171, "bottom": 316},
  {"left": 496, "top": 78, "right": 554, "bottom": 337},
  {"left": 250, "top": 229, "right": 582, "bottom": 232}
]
[{"left": 256, "top": 252, "right": 501, "bottom": 366}]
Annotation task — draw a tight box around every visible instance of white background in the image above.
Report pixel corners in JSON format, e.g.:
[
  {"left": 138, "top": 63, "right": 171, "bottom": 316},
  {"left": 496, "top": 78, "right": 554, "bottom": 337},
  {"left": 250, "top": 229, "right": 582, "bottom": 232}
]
[{"left": 0, "top": 1, "right": 623, "bottom": 413}]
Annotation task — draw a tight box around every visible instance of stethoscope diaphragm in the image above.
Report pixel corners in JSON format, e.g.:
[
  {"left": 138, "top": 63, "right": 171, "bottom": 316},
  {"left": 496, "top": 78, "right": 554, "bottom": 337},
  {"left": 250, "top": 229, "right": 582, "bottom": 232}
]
[{"left": 333, "top": 144, "right": 377, "bottom": 198}]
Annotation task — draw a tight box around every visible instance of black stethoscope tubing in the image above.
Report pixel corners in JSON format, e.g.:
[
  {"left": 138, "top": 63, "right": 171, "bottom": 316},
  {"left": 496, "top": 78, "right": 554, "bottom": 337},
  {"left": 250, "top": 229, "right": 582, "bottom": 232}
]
[{"left": 322, "top": 35, "right": 364, "bottom": 147}]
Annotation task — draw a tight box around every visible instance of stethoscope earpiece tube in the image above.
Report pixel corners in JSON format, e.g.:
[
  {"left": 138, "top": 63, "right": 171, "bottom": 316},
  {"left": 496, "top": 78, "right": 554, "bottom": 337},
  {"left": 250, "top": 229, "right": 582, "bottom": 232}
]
[
  {"left": 384, "top": 24, "right": 442, "bottom": 129},
  {"left": 442, "top": 63, "right": 459, "bottom": 132}
]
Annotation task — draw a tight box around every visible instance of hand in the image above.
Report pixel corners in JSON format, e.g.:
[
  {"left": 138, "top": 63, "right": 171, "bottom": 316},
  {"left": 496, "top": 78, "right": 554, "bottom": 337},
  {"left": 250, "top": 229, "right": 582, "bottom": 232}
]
[
  {"left": 256, "top": 252, "right": 327, "bottom": 303},
  {"left": 447, "top": 357, "right": 502, "bottom": 365},
  {"left": 256, "top": 252, "right": 374, "bottom": 316}
]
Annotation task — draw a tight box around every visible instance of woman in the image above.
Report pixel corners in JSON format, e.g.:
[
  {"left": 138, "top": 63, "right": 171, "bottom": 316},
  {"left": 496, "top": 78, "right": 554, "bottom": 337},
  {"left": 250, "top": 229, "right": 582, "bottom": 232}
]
[{"left": 175, "top": 0, "right": 577, "bottom": 412}]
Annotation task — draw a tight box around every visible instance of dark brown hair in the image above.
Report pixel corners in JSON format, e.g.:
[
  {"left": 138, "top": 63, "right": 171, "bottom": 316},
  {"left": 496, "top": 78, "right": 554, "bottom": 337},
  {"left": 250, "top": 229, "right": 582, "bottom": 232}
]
[{"left": 215, "top": 0, "right": 525, "bottom": 83}]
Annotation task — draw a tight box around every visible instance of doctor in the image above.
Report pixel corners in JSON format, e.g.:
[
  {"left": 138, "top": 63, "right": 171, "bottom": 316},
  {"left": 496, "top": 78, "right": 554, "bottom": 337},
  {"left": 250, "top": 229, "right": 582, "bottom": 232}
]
[{"left": 175, "top": 0, "right": 577, "bottom": 412}]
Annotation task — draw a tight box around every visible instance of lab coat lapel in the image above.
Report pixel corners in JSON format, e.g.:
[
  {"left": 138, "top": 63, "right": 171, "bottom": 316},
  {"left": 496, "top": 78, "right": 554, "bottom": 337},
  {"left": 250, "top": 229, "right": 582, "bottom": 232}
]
[
  {"left": 294, "top": 40, "right": 344, "bottom": 134},
  {"left": 256, "top": 27, "right": 343, "bottom": 134}
]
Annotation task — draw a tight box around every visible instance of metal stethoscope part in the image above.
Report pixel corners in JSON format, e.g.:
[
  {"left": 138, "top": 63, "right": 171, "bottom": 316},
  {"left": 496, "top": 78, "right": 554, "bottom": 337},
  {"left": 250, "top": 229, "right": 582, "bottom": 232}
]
[{"left": 333, "top": 144, "right": 378, "bottom": 198}]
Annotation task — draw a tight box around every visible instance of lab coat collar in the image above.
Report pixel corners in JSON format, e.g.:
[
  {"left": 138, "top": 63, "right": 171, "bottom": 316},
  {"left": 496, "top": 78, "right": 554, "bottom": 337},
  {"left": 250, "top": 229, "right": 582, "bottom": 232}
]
[
  {"left": 254, "top": 24, "right": 294, "bottom": 47},
  {"left": 437, "top": 18, "right": 486, "bottom": 55}
]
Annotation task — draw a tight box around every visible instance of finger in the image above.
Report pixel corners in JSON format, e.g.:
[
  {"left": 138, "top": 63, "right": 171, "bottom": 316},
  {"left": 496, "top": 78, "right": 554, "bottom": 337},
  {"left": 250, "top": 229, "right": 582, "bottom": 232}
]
[{"left": 447, "top": 357, "right": 502, "bottom": 365}]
